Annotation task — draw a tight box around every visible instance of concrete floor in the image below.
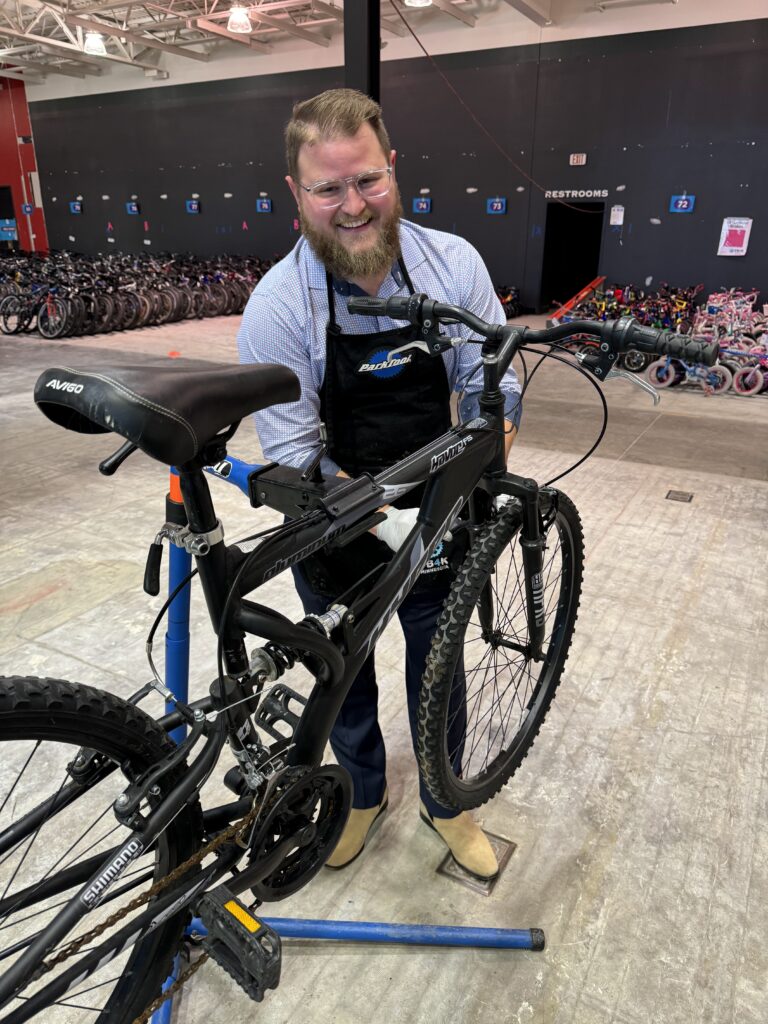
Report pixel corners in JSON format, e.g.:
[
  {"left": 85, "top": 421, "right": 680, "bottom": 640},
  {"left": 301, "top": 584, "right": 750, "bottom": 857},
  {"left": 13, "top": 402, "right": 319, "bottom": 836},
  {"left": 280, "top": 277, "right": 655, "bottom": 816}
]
[{"left": 1, "top": 314, "right": 767, "bottom": 1024}]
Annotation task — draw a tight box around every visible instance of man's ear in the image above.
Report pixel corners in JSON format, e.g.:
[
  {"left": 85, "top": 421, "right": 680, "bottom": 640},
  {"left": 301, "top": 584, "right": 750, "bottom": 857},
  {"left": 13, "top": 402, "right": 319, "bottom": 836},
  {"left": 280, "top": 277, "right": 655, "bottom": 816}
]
[
  {"left": 286, "top": 175, "right": 300, "bottom": 207},
  {"left": 390, "top": 149, "right": 397, "bottom": 170}
]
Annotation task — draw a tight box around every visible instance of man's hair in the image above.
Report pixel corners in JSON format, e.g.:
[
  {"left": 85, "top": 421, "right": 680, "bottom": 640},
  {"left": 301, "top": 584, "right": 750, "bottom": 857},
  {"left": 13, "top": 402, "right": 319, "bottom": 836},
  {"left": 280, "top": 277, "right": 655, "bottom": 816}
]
[{"left": 285, "top": 88, "right": 392, "bottom": 181}]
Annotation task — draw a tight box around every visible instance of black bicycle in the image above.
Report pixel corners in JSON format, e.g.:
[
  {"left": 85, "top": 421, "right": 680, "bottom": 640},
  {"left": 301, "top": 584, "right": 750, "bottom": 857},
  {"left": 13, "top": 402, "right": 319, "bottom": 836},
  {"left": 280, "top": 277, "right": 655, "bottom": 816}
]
[{"left": 0, "top": 295, "right": 716, "bottom": 1023}]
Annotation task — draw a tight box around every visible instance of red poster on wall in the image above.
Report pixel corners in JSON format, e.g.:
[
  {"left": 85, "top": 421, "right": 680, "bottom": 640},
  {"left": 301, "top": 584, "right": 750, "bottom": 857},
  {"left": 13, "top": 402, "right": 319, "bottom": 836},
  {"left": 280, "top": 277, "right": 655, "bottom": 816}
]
[{"left": 717, "top": 217, "right": 753, "bottom": 256}]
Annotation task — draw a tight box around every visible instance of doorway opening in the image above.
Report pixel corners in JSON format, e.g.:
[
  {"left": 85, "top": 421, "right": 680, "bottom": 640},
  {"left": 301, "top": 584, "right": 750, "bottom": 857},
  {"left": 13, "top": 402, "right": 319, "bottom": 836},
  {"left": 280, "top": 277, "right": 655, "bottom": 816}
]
[
  {"left": 539, "top": 201, "right": 604, "bottom": 312},
  {"left": 0, "top": 186, "right": 18, "bottom": 251}
]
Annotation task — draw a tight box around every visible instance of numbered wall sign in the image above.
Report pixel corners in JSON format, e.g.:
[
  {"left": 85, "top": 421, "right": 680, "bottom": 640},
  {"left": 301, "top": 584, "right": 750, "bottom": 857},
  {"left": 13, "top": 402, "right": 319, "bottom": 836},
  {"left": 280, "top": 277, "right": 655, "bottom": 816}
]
[
  {"left": 670, "top": 195, "right": 696, "bottom": 213},
  {"left": 126, "top": 201, "right": 140, "bottom": 215},
  {"left": 21, "top": 203, "right": 34, "bottom": 215},
  {"left": 486, "top": 198, "right": 507, "bottom": 215},
  {"left": 256, "top": 199, "right": 272, "bottom": 213},
  {"left": 412, "top": 197, "right": 432, "bottom": 214},
  {"left": 186, "top": 200, "right": 200, "bottom": 214},
  {"left": 69, "top": 201, "right": 83, "bottom": 214}
]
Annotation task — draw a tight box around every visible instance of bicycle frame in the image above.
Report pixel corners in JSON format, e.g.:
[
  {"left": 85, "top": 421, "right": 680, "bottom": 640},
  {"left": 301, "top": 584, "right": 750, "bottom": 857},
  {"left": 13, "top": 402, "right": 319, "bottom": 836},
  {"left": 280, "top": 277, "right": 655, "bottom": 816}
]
[
  {"left": 0, "top": 330, "right": 549, "bottom": 1015},
  {"left": 200, "top": 421, "right": 548, "bottom": 770}
]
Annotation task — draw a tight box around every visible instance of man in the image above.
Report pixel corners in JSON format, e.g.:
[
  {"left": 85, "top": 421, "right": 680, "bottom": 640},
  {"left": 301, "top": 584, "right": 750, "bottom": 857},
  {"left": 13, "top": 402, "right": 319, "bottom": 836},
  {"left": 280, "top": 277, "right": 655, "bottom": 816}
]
[{"left": 238, "top": 88, "right": 521, "bottom": 880}]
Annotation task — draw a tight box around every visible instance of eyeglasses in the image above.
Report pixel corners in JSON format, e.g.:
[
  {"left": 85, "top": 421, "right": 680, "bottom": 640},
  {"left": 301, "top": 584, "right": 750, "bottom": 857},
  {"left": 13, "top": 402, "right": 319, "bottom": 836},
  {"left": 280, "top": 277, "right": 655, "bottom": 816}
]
[{"left": 299, "top": 167, "right": 392, "bottom": 209}]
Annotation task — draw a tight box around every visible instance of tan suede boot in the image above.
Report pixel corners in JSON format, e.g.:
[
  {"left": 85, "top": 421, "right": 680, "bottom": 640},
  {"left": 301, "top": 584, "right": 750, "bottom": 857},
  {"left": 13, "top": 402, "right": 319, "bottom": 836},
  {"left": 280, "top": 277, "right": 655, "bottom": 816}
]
[
  {"left": 419, "top": 802, "right": 498, "bottom": 880},
  {"left": 325, "top": 789, "right": 388, "bottom": 869}
]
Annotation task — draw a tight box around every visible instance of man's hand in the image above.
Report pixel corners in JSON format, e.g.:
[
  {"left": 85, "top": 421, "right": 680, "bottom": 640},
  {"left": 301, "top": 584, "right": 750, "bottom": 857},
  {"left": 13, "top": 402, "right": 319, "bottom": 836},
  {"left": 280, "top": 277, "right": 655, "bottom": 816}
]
[{"left": 375, "top": 507, "right": 419, "bottom": 552}]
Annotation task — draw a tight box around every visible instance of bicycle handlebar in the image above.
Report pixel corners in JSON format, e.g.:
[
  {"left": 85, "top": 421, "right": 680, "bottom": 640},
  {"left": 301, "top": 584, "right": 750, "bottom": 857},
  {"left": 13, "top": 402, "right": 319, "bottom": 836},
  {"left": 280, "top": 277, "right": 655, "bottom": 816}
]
[{"left": 347, "top": 295, "right": 719, "bottom": 367}]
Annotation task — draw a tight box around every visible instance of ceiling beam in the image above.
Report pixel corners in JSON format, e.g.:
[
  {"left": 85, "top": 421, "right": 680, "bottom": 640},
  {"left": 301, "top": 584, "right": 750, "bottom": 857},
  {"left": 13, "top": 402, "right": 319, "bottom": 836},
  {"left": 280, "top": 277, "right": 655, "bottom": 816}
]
[
  {"left": 309, "top": 0, "right": 341, "bottom": 23},
  {"left": 52, "top": 9, "right": 211, "bottom": 60},
  {"left": 0, "top": 65, "right": 42, "bottom": 80},
  {"left": 248, "top": 9, "right": 330, "bottom": 46},
  {"left": 5, "top": 55, "right": 86, "bottom": 74},
  {"left": 36, "top": 42, "right": 105, "bottom": 68},
  {"left": 0, "top": 23, "right": 159, "bottom": 68},
  {"left": 429, "top": 0, "right": 476, "bottom": 27},
  {"left": 499, "top": 0, "right": 552, "bottom": 27}
]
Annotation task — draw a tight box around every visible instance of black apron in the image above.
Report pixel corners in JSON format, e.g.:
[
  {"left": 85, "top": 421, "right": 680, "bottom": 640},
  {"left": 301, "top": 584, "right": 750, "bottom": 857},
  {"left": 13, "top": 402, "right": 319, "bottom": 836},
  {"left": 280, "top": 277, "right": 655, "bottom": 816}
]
[{"left": 300, "top": 258, "right": 454, "bottom": 598}]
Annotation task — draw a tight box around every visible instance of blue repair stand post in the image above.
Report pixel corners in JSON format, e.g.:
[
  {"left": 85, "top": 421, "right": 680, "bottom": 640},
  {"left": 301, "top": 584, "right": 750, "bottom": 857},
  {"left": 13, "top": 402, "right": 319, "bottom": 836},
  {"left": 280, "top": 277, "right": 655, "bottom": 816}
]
[
  {"left": 152, "top": 471, "right": 544, "bottom": 1022},
  {"left": 165, "top": 470, "right": 191, "bottom": 745}
]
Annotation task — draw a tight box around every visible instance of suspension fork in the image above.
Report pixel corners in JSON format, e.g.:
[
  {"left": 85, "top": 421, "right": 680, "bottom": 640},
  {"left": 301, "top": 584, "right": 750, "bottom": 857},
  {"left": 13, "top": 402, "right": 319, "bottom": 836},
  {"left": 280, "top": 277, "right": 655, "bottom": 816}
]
[
  {"left": 518, "top": 479, "right": 546, "bottom": 662},
  {"left": 483, "top": 474, "right": 546, "bottom": 662}
]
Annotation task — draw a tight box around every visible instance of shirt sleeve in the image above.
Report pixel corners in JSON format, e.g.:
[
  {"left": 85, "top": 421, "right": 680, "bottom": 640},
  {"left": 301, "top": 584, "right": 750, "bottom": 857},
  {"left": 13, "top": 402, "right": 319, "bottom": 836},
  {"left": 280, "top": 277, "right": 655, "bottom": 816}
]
[
  {"left": 237, "top": 292, "right": 342, "bottom": 475},
  {"left": 451, "top": 243, "right": 522, "bottom": 428}
]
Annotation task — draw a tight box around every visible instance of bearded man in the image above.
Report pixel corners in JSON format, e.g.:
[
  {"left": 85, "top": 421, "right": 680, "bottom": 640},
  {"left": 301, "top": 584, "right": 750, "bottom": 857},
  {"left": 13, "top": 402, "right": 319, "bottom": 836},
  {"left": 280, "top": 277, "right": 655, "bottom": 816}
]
[{"left": 237, "top": 88, "right": 521, "bottom": 880}]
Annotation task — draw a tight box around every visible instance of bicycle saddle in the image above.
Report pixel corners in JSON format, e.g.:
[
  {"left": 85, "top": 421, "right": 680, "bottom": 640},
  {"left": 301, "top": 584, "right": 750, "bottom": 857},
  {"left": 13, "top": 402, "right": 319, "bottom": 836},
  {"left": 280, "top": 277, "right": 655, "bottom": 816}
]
[{"left": 34, "top": 361, "right": 300, "bottom": 466}]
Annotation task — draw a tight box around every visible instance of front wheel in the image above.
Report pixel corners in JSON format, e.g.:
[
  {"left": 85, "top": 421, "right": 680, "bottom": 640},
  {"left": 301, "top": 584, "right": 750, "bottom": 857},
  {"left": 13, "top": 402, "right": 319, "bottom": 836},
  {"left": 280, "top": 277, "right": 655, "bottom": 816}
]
[
  {"left": 732, "top": 365, "right": 764, "bottom": 396},
  {"left": 0, "top": 676, "right": 201, "bottom": 1022},
  {"left": 417, "top": 491, "right": 584, "bottom": 809},
  {"left": 702, "top": 365, "right": 732, "bottom": 394},
  {"left": 647, "top": 358, "right": 678, "bottom": 388}
]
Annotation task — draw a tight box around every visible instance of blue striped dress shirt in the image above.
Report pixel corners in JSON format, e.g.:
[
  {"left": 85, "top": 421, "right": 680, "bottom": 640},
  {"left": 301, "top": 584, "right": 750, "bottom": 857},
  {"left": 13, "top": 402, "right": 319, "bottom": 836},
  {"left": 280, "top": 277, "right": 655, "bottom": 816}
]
[{"left": 237, "top": 219, "right": 521, "bottom": 475}]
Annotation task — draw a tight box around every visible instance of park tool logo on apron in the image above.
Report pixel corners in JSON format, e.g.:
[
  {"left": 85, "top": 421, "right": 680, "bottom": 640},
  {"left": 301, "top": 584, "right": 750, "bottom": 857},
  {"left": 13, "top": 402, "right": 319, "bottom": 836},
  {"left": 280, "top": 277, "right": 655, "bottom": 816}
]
[{"left": 357, "top": 348, "right": 413, "bottom": 379}]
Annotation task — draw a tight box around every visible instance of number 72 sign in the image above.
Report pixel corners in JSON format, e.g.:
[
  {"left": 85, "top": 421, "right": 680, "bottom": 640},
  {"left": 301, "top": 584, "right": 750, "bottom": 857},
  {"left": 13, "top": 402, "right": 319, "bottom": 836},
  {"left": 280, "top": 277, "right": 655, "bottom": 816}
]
[{"left": 669, "top": 195, "right": 696, "bottom": 213}]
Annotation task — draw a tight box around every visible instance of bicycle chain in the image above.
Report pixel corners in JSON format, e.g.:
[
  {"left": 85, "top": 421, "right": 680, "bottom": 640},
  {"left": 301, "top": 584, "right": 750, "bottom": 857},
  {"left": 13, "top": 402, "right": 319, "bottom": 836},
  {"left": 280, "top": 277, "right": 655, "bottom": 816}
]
[
  {"left": 132, "top": 951, "right": 210, "bottom": 1024},
  {"left": 40, "top": 800, "right": 261, "bottom": 973}
]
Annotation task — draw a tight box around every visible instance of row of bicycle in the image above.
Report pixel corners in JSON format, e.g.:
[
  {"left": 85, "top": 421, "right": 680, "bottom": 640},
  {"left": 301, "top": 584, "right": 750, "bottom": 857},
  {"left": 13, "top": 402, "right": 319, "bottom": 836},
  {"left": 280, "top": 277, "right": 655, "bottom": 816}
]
[
  {"left": 646, "top": 352, "right": 768, "bottom": 396},
  {"left": 0, "top": 251, "right": 280, "bottom": 339},
  {"left": 557, "top": 282, "right": 704, "bottom": 334}
]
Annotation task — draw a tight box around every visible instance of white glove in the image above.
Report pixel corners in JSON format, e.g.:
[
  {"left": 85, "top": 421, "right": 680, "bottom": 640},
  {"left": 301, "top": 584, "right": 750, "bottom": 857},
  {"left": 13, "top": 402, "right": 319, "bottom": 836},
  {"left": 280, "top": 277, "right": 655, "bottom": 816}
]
[{"left": 376, "top": 507, "right": 419, "bottom": 552}]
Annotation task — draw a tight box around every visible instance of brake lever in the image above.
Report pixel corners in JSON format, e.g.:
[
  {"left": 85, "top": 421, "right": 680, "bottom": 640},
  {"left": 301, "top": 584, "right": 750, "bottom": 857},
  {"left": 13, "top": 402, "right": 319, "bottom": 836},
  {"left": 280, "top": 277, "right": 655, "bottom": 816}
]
[
  {"left": 605, "top": 367, "right": 661, "bottom": 406},
  {"left": 387, "top": 339, "right": 431, "bottom": 358},
  {"left": 388, "top": 335, "right": 464, "bottom": 359}
]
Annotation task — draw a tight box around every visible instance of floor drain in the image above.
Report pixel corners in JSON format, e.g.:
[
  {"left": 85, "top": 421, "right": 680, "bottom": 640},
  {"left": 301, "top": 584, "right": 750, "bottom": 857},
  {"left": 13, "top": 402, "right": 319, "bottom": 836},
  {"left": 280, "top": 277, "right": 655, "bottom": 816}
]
[
  {"left": 666, "top": 490, "right": 693, "bottom": 503},
  {"left": 436, "top": 831, "right": 516, "bottom": 895}
]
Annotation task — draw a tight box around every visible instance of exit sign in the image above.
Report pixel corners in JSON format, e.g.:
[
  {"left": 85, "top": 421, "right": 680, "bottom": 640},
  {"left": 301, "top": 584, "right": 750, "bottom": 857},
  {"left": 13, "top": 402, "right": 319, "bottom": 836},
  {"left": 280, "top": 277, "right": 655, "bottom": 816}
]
[{"left": 569, "top": 153, "right": 588, "bottom": 166}]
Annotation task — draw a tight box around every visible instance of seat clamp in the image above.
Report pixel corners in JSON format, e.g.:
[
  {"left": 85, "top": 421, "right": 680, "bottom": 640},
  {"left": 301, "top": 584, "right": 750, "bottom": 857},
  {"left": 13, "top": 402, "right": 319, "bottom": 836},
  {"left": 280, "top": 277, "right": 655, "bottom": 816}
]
[{"left": 160, "top": 519, "right": 224, "bottom": 556}]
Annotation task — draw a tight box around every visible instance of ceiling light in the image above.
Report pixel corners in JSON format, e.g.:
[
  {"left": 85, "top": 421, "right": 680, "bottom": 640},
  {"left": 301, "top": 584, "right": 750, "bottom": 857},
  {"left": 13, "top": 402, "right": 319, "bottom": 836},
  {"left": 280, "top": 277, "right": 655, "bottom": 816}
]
[
  {"left": 403, "top": 0, "right": 433, "bottom": 7},
  {"left": 226, "top": 4, "right": 253, "bottom": 32},
  {"left": 83, "top": 30, "right": 107, "bottom": 56}
]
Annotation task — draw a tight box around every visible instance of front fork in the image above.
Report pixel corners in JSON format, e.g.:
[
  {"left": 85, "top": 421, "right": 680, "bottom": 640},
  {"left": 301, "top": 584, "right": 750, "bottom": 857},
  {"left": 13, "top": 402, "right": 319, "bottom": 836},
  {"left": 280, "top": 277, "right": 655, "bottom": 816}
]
[{"left": 480, "top": 474, "right": 547, "bottom": 662}]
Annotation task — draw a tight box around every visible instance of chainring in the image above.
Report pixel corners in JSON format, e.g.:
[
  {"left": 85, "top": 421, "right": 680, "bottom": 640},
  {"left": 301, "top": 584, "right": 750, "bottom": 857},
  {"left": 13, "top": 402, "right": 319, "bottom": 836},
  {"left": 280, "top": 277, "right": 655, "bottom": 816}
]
[{"left": 245, "top": 764, "right": 352, "bottom": 901}]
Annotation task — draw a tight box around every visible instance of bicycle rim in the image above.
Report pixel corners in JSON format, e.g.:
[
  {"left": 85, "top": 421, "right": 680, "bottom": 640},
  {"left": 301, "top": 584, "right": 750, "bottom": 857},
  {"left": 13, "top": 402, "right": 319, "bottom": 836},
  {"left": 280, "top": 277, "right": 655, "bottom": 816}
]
[
  {"left": 418, "top": 492, "right": 583, "bottom": 809},
  {"left": 0, "top": 677, "right": 200, "bottom": 1023}
]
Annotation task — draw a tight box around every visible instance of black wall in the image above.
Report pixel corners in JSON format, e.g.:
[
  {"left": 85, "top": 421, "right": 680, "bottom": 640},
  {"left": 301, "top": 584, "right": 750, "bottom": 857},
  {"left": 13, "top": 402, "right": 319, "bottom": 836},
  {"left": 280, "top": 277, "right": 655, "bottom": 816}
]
[{"left": 30, "top": 18, "right": 768, "bottom": 308}]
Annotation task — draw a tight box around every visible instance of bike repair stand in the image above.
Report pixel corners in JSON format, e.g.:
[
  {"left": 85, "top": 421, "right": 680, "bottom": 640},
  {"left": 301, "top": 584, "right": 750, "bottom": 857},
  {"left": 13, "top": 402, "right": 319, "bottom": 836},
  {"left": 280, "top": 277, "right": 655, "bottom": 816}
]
[{"left": 152, "top": 470, "right": 544, "bottom": 1024}]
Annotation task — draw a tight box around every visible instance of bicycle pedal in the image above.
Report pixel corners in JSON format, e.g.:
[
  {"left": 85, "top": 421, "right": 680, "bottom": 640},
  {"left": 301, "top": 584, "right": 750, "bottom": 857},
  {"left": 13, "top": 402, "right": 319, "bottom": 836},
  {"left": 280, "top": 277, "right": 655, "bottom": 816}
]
[
  {"left": 197, "top": 886, "right": 281, "bottom": 1002},
  {"left": 254, "top": 683, "right": 307, "bottom": 742}
]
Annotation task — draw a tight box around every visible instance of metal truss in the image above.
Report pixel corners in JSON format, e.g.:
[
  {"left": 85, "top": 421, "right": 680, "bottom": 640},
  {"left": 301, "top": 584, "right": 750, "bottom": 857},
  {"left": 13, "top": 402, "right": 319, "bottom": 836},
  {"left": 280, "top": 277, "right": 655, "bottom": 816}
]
[{"left": 0, "top": 0, "right": 492, "bottom": 82}]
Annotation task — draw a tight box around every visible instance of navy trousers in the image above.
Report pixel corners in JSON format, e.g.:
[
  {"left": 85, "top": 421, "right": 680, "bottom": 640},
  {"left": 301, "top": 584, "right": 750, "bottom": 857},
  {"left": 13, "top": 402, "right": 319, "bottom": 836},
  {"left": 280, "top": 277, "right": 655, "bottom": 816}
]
[{"left": 292, "top": 567, "right": 466, "bottom": 819}]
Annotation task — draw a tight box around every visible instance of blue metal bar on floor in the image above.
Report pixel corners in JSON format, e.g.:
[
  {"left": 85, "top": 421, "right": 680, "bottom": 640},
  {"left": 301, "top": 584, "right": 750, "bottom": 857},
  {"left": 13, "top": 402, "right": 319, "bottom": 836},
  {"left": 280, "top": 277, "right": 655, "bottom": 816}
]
[{"left": 185, "top": 916, "right": 545, "bottom": 950}]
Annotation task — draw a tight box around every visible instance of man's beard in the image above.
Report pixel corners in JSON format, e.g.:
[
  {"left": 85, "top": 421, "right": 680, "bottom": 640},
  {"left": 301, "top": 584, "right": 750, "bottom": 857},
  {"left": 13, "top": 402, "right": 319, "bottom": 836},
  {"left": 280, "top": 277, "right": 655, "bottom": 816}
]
[{"left": 300, "top": 191, "right": 404, "bottom": 283}]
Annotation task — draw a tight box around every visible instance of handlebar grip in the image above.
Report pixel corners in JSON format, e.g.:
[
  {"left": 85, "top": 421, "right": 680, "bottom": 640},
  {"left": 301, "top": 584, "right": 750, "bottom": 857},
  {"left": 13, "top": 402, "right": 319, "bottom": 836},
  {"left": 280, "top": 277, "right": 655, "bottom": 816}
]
[
  {"left": 347, "top": 296, "right": 389, "bottom": 316},
  {"left": 619, "top": 319, "right": 719, "bottom": 366},
  {"left": 347, "top": 294, "right": 423, "bottom": 322}
]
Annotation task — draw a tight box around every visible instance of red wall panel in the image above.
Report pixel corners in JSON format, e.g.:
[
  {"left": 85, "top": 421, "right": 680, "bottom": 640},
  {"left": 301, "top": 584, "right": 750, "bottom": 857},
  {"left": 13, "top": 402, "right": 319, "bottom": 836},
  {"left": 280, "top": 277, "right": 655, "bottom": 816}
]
[{"left": 0, "top": 77, "right": 49, "bottom": 251}]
